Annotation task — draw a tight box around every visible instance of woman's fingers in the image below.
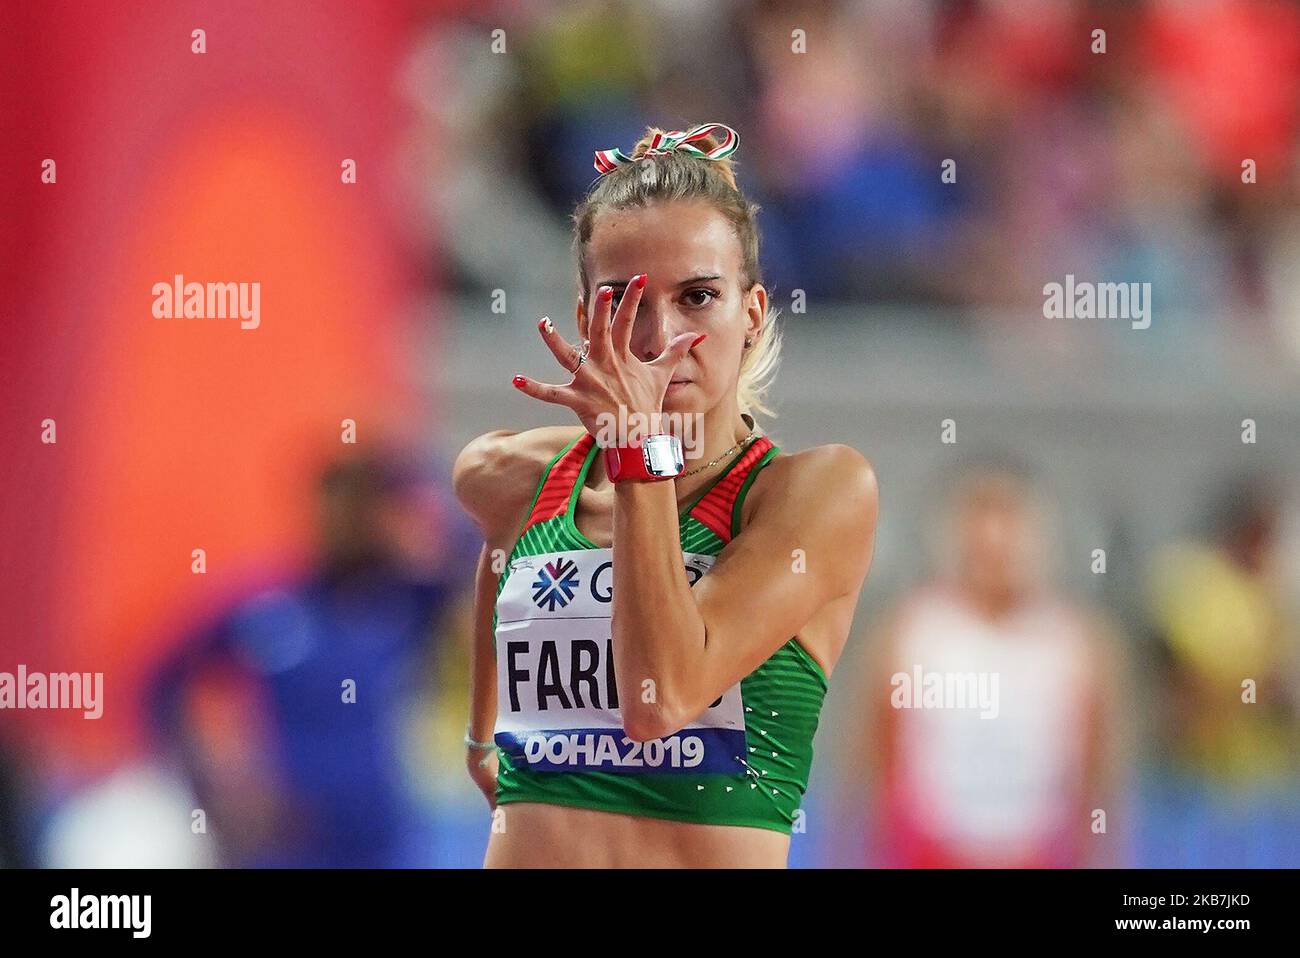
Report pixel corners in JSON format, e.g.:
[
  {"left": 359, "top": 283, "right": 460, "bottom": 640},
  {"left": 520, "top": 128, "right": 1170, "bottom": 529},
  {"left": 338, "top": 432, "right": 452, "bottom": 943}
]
[
  {"left": 611, "top": 273, "right": 646, "bottom": 358},
  {"left": 587, "top": 285, "right": 615, "bottom": 361},
  {"left": 588, "top": 276, "right": 645, "bottom": 361},
  {"left": 511, "top": 373, "right": 578, "bottom": 407},
  {"left": 649, "top": 330, "right": 707, "bottom": 374},
  {"left": 536, "top": 316, "right": 583, "bottom": 374}
]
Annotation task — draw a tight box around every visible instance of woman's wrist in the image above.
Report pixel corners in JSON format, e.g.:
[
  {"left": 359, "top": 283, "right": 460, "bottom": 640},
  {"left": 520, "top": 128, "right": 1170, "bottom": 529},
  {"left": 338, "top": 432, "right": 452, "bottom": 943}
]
[{"left": 465, "top": 725, "right": 495, "bottom": 751}]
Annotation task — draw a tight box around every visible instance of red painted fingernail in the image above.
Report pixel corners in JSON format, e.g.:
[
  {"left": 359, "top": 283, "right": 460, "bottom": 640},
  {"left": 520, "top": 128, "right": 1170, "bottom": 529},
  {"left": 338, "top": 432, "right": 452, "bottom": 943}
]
[
  {"left": 600, "top": 286, "right": 613, "bottom": 301},
  {"left": 512, "top": 374, "right": 526, "bottom": 387},
  {"left": 634, "top": 273, "right": 647, "bottom": 289},
  {"left": 691, "top": 334, "right": 707, "bottom": 348}
]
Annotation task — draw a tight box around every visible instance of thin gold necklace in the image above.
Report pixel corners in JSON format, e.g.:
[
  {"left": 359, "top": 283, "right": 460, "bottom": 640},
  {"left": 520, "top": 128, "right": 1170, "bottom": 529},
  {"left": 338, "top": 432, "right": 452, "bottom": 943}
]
[{"left": 678, "top": 428, "right": 759, "bottom": 478}]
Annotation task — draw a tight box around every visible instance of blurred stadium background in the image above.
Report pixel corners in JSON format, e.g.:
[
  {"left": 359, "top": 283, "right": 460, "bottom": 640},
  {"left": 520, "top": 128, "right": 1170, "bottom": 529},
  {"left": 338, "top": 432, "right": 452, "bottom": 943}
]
[{"left": 2, "top": 0, "right": 1298, "bottom": 867}]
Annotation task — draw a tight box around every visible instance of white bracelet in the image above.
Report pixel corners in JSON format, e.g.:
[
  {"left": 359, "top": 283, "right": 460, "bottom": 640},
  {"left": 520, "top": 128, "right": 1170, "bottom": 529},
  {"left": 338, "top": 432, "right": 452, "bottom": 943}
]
[{"left": 465, "top": 727, "right": 495, "bottom": 751}]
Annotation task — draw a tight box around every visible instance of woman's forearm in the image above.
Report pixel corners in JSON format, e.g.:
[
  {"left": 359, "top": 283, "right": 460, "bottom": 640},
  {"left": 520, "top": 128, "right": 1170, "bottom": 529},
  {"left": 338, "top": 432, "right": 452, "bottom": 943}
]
[
  {"left": 611, "top": 479, "right": 707, "bottom": 740},
  {"left": 468, "top": 542, "right": 500, "bottom": 740}
]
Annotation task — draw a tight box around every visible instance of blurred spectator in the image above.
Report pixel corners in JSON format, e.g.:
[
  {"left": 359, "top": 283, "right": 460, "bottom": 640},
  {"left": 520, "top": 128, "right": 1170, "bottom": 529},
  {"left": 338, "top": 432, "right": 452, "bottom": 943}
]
[
  {"left": 441, "top": 0, "right": 1300, "bottom": 362},
  {"left": 1146, "top": 473, "right": 1298, "bottom": 785},
  {"left": 0, "top": 735, "right": 33, "bottom": 868},
  {"left": 857, "top": 457, "right": 1129, "bottom": 867},
  {"left": 147, "top": 448, "right": 473, "bottom": 867}
]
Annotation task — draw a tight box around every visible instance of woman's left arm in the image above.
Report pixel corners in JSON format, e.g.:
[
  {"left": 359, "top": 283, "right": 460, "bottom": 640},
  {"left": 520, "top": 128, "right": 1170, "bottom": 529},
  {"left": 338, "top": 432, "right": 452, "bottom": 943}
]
[{"left": 612, "top": 446, "right": 877, "bottom": 741}]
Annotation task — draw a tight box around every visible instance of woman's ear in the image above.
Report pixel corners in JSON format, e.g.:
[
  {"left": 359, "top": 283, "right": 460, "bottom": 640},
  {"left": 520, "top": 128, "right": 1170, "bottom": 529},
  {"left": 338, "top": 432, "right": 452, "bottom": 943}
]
[
  {"left": 745, "top": 283, "right": 767, "bottom": 344},
  {"left": 575, "top": 295, "right": 589, "bottom": 341}
]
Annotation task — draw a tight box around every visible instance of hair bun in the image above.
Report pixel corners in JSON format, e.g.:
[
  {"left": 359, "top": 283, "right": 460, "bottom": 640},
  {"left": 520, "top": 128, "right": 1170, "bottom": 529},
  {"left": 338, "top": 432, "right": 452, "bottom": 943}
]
[{"left": 630, "top": 124, "right": 739, "bottom": 190}]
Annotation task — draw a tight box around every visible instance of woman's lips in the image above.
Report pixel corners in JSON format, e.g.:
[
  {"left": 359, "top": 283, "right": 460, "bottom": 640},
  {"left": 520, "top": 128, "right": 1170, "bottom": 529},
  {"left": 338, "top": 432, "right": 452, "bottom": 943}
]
[{"left": 667, "top": 379, "right": 692, "bottom": 391}]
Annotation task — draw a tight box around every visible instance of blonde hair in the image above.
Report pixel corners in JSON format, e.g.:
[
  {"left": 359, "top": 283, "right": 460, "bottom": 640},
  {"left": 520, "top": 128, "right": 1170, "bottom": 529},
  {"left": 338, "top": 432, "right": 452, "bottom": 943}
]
[{"left": 571, "top": 124, "right": 782, "bottom": 421}]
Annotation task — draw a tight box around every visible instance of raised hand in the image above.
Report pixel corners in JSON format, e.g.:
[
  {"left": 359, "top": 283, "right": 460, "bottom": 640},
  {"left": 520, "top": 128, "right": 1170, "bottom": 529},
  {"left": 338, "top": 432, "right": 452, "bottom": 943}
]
[{"left": 511, "top": 274, "right": 705, "bottom": 440}]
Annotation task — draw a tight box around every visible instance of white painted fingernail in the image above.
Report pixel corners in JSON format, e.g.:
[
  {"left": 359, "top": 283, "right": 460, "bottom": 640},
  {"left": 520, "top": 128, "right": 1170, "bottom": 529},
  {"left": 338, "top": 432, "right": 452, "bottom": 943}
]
[{"left": 542, "top": 317, "right": 554, "bottom": 333}]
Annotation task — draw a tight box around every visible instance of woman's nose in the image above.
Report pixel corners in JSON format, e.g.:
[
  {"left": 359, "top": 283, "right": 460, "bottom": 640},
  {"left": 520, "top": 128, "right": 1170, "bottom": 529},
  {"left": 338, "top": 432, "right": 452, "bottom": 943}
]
[{"left": 629, "top": 303, "right": 674, "bottom": 361}]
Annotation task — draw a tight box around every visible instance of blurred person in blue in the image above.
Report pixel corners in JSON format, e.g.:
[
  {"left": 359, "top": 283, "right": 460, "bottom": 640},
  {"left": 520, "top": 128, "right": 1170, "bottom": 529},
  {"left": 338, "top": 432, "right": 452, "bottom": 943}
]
[
  {"left": 147, "top": 447, "right": 476, "bottom": 867},
  {"left": 856, "top": 455, "right": 1129, "bottom": 867},
  {"left": 0, "top": 734, "right": 34, "bottom": 868}
]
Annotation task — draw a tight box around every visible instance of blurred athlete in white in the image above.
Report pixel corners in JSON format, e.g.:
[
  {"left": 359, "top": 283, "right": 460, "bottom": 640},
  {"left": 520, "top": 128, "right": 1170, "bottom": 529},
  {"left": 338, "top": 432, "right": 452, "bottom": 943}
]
[{"left": 861, "top": 459, "right": 1128, "bottom": 867}]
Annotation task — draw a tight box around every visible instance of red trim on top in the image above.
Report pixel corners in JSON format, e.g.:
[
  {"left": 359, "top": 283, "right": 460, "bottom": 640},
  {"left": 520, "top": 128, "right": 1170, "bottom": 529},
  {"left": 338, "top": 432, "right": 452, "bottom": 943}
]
[
  {"left": 686, "top": 436, "right": 774, "bottom": 544},
  {"left": 522, "top": 432, "right": 595, "bottom": 533}
]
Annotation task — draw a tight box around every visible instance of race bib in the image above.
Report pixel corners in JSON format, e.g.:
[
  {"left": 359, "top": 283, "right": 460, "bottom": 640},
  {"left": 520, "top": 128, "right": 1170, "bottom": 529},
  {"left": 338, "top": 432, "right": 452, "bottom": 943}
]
[{"left": 494, "top": 548, "right": 747, "bottom": 774}]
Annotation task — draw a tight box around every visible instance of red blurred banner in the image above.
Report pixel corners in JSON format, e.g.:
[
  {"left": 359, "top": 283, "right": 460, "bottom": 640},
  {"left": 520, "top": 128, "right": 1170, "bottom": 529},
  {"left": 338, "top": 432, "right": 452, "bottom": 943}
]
[{"left": 1, "top": 1, "right": 442, "bottom": 776}]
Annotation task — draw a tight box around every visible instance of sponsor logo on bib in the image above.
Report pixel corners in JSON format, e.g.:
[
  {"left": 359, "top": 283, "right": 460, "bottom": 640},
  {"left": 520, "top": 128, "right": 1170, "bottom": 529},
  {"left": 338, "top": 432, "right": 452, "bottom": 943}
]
[{"left": 532, "top": 557, "right": 580, "bottom": 611}]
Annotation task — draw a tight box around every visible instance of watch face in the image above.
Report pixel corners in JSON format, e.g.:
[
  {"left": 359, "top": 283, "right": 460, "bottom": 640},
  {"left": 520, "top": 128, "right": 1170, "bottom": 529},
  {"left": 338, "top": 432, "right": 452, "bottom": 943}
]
[{"left": 642, "top": 434, "right": 684, "bottom": 477}]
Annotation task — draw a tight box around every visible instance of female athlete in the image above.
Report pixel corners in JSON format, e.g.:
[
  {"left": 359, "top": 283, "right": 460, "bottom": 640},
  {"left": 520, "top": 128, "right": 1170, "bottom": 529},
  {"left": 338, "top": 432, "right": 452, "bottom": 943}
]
[{"left": 453, "top": 122, "right": 878, "bottom": 868}]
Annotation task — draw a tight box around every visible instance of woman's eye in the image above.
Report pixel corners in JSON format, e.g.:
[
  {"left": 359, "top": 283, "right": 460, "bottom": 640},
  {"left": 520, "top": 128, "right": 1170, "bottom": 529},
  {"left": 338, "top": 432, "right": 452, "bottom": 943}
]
[{"left": 684, "top": 289, "right": 718, "bottom": 307}]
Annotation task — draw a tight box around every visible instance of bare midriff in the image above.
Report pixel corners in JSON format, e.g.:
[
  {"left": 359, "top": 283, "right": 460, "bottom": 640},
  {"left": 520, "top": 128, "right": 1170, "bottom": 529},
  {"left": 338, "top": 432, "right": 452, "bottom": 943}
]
[{"left": 484, "top": 802, "right": 790, "bottom": 868}]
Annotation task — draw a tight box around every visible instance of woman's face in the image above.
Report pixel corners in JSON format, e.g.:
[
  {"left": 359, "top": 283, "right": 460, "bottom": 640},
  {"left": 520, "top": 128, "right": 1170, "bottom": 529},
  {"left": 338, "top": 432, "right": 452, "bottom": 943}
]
[
  {"left": 578, "top": 199, "right": 764, "bottom": 415},
  {"left": 952, "top": 477, "right": 1045, "bottom": 600}
]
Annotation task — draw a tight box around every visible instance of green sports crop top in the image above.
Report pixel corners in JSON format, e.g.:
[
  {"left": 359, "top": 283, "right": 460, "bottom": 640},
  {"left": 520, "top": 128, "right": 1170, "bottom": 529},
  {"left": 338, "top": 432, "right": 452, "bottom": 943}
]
[{"left": 491, "top": 430, "right": 828, "bottom": 834}]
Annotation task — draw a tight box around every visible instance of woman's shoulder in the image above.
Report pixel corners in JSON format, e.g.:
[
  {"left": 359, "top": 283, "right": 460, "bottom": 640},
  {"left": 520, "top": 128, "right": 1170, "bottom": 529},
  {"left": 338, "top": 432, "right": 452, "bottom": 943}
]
[
  {"left": 746, "top": 440, "right": 878, "bottom": 533},
  {"left": 760, "top": 441, "right": 878, "bottom": 504},
  {"left": 740, "top": 439, "right": 878, "bottom": 590},
  {"left": 452, "top": 425, "right": 586, "bottom": 535}
]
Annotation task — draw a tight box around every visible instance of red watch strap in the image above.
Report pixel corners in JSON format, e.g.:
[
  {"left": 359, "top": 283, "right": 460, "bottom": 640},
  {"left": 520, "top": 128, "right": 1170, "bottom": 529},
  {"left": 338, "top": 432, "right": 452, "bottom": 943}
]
[{"left": 604, "top": 443, "right": 648, "bottom": 482}]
